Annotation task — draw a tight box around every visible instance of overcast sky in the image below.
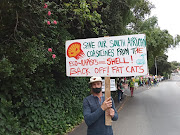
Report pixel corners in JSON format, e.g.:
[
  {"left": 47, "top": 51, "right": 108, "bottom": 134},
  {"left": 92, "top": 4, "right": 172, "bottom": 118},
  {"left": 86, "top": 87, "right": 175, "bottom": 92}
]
[{"left": 149, "top": 0, "right": 180, "bottom": 62}]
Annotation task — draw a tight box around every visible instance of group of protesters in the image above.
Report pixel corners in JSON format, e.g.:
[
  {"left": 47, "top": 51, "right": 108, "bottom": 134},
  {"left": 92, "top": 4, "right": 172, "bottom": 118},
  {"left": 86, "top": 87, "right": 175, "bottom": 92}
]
[
  {"left": 117, "top": 77, "right": 135, "bottom": 103},
  {"left": 116, "top": 76, "right": 162, "bottom": 103},
  {"left": 140, "top": 77, "right": 160, "bottom": 86}
]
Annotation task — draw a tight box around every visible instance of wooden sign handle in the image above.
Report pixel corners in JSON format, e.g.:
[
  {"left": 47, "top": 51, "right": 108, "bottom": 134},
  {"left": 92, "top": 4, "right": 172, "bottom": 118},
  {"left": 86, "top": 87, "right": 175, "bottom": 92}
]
[
  {"left": 104, "top": 36, "right": 112, "bottom": 126},
  {"left": 105, "top": 77, "right": 112, "bottom": 126}
]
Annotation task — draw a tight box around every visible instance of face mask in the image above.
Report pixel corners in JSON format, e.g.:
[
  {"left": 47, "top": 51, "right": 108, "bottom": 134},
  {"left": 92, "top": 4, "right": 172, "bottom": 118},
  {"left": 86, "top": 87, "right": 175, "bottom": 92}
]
[{"left": 92, "top": 88, "right": 101, "bottom": 93}]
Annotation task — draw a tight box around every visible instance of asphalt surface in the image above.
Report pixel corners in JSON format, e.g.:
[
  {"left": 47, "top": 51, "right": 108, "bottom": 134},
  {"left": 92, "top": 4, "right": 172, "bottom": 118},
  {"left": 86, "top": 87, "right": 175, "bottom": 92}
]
[
  {"left": 113, "top": 75, "right": 180, "bottom": 135},
  {"left": 67, "top": 74, "right": 180, "bottom": 135}
]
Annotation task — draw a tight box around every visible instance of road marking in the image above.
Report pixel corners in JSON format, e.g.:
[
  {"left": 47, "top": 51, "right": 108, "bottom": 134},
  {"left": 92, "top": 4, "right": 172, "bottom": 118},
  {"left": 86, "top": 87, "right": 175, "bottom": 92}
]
[{"left": 117, "top": 96, "right": 130, "bottom": 113}]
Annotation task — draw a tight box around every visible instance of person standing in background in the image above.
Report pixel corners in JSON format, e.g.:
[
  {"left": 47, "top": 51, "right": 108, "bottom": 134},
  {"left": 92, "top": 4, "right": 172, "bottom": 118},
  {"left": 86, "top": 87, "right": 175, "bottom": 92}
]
[
  {"left": 117, "top": 78, "right": 123, "bottom": 103},
  {"left": 129, "top": 77, "right": 135, "bottom": 97}
]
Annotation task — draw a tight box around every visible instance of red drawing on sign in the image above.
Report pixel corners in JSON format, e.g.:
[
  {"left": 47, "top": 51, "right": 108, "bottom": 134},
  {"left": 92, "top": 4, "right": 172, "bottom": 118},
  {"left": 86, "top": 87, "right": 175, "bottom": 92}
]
[
  {"left": 126, "top": 65, "right": 144, "bottom": 73},
  {"left": 94, "top": 67, "right": 108, "bottom": 74},
  {"left": 70, "top": 67, "right": 90, "bottom": 75},
  {"left": 131, "top": 55, "right": 133, "bottom": 63},
  {"left": 98, "top": 61, "right": 106, "bottom": 64},
  {"left": 67, "top": 42, "right": 85, "bottom": 60}
]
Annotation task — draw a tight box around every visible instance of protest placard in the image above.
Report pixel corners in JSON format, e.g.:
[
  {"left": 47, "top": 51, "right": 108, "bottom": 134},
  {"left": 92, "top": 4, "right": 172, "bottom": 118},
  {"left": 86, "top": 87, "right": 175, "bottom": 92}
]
[{"left": 66, "top": 34, "right": 147, "bottom": 77}]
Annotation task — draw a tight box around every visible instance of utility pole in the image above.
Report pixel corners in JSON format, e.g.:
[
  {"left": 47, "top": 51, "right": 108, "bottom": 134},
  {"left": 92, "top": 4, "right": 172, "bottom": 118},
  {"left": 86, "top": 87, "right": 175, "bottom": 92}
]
[{"left": 155, "top": 56, "right": 157, "bottom": 75}]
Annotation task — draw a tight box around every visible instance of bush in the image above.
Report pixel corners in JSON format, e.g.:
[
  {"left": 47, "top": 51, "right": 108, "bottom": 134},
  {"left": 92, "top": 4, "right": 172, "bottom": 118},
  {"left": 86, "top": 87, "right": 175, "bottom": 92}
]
[
  {"left": 0, "top": 0, "right": 90, "bottom": 134},
  {"left": 0, "top": 97, "right": 21, "bottom": 135}
]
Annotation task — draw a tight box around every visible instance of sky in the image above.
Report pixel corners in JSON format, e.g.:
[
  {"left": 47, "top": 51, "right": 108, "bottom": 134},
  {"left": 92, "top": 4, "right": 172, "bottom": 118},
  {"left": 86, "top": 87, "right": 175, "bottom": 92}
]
[{"left": 149, "top": 0, "right": 180, "bottom": 62}]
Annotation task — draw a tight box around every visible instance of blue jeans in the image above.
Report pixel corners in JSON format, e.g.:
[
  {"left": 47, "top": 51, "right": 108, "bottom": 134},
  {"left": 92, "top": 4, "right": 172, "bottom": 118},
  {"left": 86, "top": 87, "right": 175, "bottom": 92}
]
[
  {"left": 148, "top": 80, "right": 151, "bottom": 86},
  {"left": 117, "top": 90, "right": 123, "bottom": 103}
]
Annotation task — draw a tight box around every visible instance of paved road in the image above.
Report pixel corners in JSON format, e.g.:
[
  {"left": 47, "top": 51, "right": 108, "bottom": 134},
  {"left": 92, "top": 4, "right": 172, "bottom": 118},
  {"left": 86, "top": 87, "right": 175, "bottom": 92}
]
[
  {"left": 67, "top": 75, "right": 180, "bottom": 135},
  {"left": 113, "top": 76, "right": 180, "bottom": 135}
]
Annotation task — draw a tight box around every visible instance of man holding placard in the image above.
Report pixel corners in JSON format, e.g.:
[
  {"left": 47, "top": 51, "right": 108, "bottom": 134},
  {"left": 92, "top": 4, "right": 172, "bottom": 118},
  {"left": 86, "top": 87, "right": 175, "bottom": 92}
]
[
  {"left": 66, "top": 34, "right": 148, "bottom": 134},
  {"left": 83, "top": 76, "right": 118, "bottom": 135}
]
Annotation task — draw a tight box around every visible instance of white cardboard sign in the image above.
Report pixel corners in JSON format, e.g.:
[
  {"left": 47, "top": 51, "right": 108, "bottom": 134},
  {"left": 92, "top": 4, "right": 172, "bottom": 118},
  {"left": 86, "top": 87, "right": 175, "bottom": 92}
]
[
  {"left": 102, "top": 79, "right": 116, "bottom": 92},
  {"left": 66, "top": 34, "right": 147, "bottom": 77}
]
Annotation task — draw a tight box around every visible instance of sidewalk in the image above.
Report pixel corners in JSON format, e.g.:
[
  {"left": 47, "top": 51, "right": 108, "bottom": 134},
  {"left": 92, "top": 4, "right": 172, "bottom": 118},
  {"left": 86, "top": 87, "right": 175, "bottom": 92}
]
[{"left": 66, "top": 85, "right": 151, "bottom": 135}]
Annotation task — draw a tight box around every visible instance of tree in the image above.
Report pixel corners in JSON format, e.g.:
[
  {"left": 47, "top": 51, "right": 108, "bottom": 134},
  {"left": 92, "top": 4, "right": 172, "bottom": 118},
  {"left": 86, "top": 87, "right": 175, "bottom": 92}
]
[
  {"left": 150, "top": 54, "right": 171, "bottom": 76},
  {"left": 131, "top": 16, "right": 174, "bottom": 69},
  {"left": 99, "top": 0, "right": 154, "bottom": 36},
  {"left": 171, "top": 61, "right": 180, "bottom": 71},
  {"left": 174, "top": 34, "right": 180, "bottom": 46},
  {"left": 0, "top": 0, "right": 93, "bottom": 134}
]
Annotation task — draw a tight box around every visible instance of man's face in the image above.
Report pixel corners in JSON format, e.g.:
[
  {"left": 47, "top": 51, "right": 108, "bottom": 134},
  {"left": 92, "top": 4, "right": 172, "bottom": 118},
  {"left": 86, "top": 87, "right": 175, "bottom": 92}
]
[{"left": 91, "top": 81, "right": 102, "bottom": 88}]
